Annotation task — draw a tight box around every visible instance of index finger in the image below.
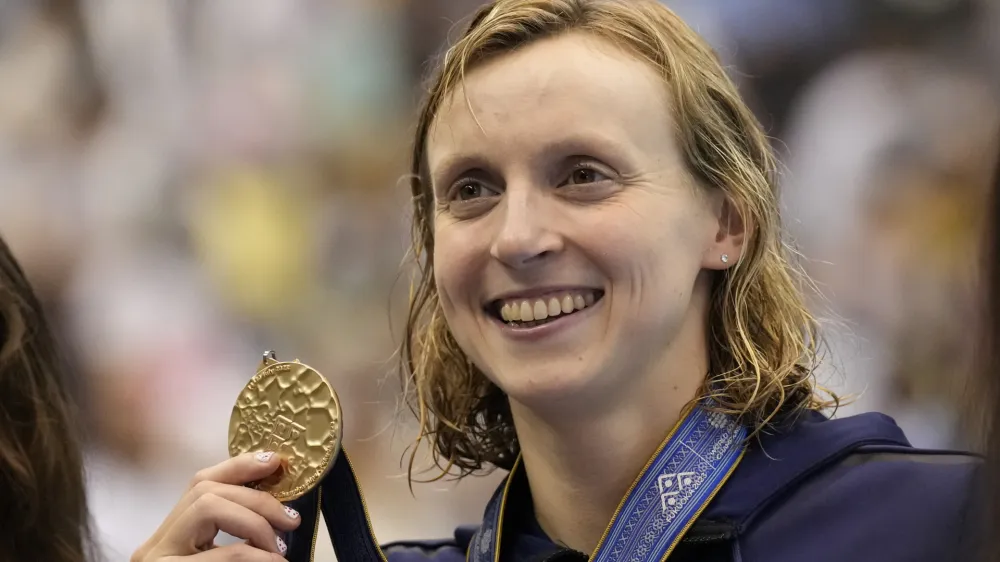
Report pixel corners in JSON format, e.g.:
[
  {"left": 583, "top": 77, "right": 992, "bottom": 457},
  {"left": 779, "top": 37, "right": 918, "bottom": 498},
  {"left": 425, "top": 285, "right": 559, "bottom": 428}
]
[{"left": 190, "top": 451, "right": 284, "bottom": 489}]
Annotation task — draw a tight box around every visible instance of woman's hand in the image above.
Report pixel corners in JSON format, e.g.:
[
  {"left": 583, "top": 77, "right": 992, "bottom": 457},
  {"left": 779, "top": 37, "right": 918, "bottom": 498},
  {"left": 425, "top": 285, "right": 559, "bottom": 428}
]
[{"left": 131, "top": 451, "right": 301, "bottom": 561}]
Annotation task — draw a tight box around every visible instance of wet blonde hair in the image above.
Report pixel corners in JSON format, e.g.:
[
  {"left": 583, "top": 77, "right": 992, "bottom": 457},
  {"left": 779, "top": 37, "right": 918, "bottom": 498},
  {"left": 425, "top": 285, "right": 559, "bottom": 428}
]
[{"left": 401, "top": 0, "right": 836, "bottom": 478}]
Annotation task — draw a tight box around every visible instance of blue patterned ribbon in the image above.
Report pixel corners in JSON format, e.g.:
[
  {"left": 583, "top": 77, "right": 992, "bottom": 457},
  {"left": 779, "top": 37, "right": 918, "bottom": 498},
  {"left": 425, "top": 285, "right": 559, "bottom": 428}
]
[{"left": 467, "top": 400, "right": 747, "bottom": 562}]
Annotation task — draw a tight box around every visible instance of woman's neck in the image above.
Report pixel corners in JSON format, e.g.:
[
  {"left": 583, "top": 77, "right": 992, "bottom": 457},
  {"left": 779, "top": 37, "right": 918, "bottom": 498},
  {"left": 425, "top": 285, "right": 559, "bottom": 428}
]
[{"left": 509, "top": 360, "right": 705, "bottom": 555}]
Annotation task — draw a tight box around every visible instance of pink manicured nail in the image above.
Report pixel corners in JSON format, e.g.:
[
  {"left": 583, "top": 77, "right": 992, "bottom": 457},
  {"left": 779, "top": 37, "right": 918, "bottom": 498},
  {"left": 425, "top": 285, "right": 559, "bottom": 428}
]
[
  {"left": 284, "top": 506, "right": 299, "bottom": 519},
  {"left": 255, "top": 451, "right": 274, "bottom": 462},
  {"left": 276, "top": 535, "right": 287, "bottom": 554}
]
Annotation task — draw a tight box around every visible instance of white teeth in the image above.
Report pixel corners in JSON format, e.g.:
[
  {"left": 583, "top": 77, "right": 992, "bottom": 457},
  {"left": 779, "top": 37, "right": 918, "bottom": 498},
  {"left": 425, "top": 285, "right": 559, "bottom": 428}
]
[
  {"left": 520, "top": 301, "right": 534, "bottom": 322},
  {"left": 533, "top": 301, "right": 548, "bottom": 320},
  {"left": 547, "top": 298, "right": 561, "bottom": 317},
  {"left": 496, "top": 291, "right": 600, "bottom": 324}
]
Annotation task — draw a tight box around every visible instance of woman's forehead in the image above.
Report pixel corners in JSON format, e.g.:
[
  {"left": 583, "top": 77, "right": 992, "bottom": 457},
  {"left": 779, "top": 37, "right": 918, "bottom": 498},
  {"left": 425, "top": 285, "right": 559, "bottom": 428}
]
[{"left": 426, "top": 33, "right": 675, "bottom": 171}]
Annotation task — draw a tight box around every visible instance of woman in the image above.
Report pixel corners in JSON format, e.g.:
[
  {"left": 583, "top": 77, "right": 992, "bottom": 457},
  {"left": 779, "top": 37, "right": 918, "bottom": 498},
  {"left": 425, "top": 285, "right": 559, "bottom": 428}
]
[
  {"left": 133, "top": 1, "right": 979, "bottom": 561},
  {"left": 0, "top": 234, "right": 95, "bottom": 562}
]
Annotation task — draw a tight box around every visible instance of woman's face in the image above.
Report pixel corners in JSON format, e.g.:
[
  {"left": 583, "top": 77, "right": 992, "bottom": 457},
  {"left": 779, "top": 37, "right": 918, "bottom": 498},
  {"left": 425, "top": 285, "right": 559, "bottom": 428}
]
[{"left": 426, "top": 33, "right": 738, "bottom": 409}]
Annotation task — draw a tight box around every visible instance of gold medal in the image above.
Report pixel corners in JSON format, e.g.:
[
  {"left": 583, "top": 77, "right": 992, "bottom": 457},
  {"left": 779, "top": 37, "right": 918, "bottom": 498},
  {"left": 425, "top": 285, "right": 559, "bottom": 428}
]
[{"left": 228, "top": 351, "right": 343, "bottom": 501}]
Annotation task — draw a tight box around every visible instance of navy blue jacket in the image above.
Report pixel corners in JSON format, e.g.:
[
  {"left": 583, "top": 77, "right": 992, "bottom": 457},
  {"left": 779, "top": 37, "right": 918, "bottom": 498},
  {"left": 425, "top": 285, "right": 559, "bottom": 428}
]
[{"left": 285, "top": 411, "right": 979, "bottom": 562}]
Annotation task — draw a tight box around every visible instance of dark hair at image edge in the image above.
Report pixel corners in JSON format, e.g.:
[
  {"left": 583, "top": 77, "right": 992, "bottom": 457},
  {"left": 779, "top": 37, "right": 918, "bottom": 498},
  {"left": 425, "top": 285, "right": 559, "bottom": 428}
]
[
  {"left": 974, "top": 134, "right": 1000, "bottom": 562},
  {"left": 0, "top": 235, "right": 95, "bottom": 562}
]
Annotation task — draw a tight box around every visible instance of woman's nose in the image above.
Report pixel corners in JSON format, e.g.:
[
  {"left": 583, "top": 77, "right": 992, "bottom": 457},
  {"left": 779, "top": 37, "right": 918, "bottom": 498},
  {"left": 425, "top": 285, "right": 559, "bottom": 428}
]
[{"left": 489, "top": 192, "right": 564, "bottom": 269}]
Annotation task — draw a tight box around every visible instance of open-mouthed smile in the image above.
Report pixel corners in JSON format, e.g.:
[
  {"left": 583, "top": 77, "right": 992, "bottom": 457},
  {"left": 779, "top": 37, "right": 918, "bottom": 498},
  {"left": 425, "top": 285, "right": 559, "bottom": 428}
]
[{"left": 485, "top": 289, "right": 605, "bottom": 329}]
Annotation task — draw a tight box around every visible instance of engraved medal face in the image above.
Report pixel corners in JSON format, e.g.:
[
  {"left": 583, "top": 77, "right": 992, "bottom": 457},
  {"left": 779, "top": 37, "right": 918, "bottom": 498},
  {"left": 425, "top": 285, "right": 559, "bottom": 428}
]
[{"left": 228, "top": 353, "right": 342, "bottom": 501}]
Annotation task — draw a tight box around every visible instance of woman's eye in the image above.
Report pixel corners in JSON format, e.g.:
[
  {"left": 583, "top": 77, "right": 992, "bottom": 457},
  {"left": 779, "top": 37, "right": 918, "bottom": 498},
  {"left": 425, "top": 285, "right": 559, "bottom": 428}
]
[
  {"left": 455, "top": 182, "right": 489, "bottom": 201},
  {"left": 565, "top": 167, "right": 610, "bottom": 186},
  {"left": 445, "top": 180, "right": 501, "bottom": 216}
]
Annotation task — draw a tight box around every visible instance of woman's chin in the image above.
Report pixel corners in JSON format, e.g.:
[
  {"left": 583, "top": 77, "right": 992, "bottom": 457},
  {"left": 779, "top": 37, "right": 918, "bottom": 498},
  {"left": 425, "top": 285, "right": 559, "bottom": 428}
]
[{"left": 494, "top": 362, "right": 614, "bottom": 413}]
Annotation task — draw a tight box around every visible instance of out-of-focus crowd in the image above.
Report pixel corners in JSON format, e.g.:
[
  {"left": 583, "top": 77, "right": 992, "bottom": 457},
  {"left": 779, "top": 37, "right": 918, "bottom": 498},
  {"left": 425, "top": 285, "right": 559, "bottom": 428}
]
[{"left": 0, "top": 0, "right": 998, "bottom": 560}]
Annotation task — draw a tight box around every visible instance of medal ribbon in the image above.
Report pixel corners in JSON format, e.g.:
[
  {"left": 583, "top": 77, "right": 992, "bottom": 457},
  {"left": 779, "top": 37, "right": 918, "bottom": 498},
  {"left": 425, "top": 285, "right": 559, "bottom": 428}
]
[{"left": 467, "top": 400, "right": 747, "bottom": 562}]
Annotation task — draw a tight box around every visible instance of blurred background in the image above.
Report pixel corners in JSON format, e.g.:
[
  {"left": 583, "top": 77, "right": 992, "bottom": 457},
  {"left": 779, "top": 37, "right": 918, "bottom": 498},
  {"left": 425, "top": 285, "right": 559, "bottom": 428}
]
[{"left": 0, "top": 0, "right": 998, "bottom": 560}]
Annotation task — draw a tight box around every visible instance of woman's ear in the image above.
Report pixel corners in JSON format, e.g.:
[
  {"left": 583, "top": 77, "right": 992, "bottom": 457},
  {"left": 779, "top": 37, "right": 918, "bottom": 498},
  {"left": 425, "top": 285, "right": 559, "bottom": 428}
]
[{"left": 703, "top": 196, "right": 748, "bottom": 270}]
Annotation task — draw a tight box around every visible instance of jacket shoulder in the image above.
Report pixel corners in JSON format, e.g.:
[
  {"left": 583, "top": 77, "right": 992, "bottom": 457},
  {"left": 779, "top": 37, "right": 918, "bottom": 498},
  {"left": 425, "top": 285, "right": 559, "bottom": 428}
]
[
  {"left": 742, "top": 445, "right": 979, "bottom": 561},
  {"left": 724, "top": 411, "right": 981, "bottom": 561}
]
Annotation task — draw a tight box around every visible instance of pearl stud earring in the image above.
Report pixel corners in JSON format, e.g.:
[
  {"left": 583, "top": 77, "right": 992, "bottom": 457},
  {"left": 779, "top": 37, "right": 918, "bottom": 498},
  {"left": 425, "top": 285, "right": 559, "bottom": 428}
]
[{"left": 721, "top": 254, "right": 729, "bottom": 264}]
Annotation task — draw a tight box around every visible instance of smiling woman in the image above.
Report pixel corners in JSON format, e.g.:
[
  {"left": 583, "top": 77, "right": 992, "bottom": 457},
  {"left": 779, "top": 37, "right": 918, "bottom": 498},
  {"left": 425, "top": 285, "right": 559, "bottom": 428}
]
[
  {"left": 421, "top": 30, "right": 759, "bottom": 471},
  {"left": 134, "top": 1, "right": 980, "bottom": 562},
  {"left": 408, "top": 6, "right": 826, "bottom": 478}
]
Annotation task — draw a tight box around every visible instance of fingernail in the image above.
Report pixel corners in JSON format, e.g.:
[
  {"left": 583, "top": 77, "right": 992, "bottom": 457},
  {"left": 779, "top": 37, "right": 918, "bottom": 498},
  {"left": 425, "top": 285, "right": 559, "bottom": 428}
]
[
  {"left": 284, "top": 506, "right": 299, "bottom": 519},
  {"left": 277, "top": 535, "right": 287, "bottom": 555},
  {"left": 256, "top": 451, "right": 274, "bottom": 463}
]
